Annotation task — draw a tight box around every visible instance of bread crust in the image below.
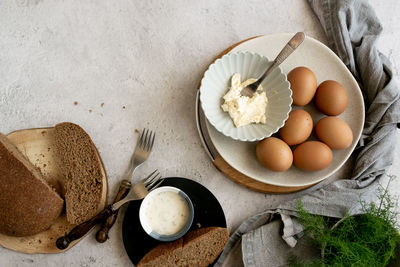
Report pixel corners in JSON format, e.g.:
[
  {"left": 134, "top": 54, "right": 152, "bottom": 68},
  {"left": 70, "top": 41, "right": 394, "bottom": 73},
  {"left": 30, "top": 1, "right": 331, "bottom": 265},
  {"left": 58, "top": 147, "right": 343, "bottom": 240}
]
[
  {"left": 0, "top": 133, "right": 64, "bottom": 237},
  {"left": 137, "top": 227, "right": 229, "bottom": 267}
]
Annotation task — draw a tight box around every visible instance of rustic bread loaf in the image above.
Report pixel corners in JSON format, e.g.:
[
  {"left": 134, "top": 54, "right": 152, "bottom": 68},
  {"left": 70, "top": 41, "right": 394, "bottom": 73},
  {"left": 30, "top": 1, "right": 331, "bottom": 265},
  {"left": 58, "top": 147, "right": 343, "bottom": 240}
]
[
  {"left": 0, "top": 133, "right": 64, "bottom": 237},
  {"left": 54, "top": 122, "right": 104, "bottom": 225},
  {"left": 137, "top": 227, "right": 229, "bottom": 267}
]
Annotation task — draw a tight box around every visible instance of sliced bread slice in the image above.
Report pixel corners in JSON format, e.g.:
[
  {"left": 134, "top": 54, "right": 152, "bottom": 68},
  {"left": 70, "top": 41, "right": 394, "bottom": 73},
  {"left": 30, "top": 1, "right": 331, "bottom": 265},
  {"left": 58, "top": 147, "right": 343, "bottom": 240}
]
[
  {"left": 54, "top": 122, "right": 105, "bottom": 225},
  {"left": 138, "top": 238, "right": 184, "bottom": 266},
  {"left": 0, "top": 133, "right": 64, "bottom": 237},
  {"left": 137, "top": 227, "right": 229, "bottom": 267}
]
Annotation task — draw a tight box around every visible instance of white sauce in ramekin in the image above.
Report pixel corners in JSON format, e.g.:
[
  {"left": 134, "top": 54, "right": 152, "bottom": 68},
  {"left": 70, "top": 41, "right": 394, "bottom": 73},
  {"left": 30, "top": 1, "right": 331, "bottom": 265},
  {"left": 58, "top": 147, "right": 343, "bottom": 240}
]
[{"left": 141, "top": 190, "right": 190, "bottom": 236}]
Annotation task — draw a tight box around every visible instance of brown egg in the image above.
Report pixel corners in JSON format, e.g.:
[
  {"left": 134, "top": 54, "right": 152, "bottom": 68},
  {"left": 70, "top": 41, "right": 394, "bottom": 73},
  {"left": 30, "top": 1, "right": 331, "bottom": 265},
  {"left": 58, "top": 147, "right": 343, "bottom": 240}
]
[
  {"left": 315, "top": 80, "right": 348, "bottom": 115},
  {"left": 287, "top": 67, "right": 317, "bottom": 106},
  {"left": 279, "top": 109, "right": 313, "bottom": 146},
  {"left": 256, "top": 137, "right": 293, "bottom": 172},
  {"left": 293, "top": 141, "right": 332, "bottom": 171},
  {"left": 315, "top": 116, "right": 353, "bottom": 150}
]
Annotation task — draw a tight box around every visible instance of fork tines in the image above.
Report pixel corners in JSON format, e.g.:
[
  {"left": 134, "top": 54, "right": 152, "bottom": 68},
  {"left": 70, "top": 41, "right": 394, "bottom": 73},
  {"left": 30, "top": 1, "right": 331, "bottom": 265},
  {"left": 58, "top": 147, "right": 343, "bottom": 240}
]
[
  {"left": 139, "top": 128, "right": 155, "bottom": 152},
  {"left": 143, "top": 169, "right": 163, "bottom": 191}
]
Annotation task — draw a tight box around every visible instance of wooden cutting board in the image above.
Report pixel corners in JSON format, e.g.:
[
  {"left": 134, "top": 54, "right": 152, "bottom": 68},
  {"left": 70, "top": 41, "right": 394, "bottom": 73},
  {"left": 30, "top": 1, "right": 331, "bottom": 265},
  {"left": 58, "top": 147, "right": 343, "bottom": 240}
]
[{"left": 0, "top": 127, "right": 108, "bottom": 254}]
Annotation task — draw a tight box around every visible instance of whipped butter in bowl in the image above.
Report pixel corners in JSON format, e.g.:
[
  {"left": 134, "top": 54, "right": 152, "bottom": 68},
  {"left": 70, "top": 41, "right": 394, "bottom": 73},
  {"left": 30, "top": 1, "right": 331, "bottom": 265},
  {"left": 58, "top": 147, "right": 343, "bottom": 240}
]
[
  {"left": 139, "top": 186, "right": 194, "bottom": 242},
  {"left": 221, "top": 73, "right": 268, "bottom": 127}
]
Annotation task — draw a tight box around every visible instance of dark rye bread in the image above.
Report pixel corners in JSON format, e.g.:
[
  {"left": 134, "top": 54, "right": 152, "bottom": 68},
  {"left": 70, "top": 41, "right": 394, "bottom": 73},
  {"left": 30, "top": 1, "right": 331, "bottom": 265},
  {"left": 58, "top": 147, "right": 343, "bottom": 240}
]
[
  {"left": 54, "top": 122, "right": 104, "bottom": 225},
  {"left": 137, "top": 227, "right": 229, "bottom": 267},
  {"left": 0, "top": 133, "right": 64, "bottom": 237}
]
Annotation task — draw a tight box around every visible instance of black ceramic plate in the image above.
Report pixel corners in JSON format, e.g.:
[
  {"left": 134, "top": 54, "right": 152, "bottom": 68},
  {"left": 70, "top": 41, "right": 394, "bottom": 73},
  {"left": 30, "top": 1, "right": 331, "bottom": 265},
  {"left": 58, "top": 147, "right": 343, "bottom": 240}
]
[{"left": 122, "top": 177, "right": 227, "bottom": 265}]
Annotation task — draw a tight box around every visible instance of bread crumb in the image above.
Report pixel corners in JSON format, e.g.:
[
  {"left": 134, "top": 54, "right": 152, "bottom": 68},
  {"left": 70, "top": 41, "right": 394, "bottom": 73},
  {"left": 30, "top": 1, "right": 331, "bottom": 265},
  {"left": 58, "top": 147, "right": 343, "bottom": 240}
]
[
  {"left": 38, "top": 239, "right": 42, "bottom": 244},
  {"left": 135, "top": 129, "right": 139, "bottom": 133},
  {"left": 89, "top": 109, "right": 92, "bottom": 113},
  {"left": 122, "top": 106, "right": 126, "bottom": 109},
  {"left": 74, "top": 101, "right": 78, "bottom": 106},
  {"left": 101, "top": 102, "right": 104, "bottom": 107},
  {"left": 196, "top": 223, "right": 201, "bottom": 228},
  {"left": 41, "top": 130, "right": 46, "bottom": 136},
  {"left": 43, "top": 164, "right": 47, "bottom": 168}
]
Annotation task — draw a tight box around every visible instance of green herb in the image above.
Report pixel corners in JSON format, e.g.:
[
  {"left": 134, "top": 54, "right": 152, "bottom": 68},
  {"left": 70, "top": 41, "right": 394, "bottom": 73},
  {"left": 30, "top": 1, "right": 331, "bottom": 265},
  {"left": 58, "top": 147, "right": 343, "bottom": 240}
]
[{"left": 291, "top": 175, "right": 400, "bottom": 267}]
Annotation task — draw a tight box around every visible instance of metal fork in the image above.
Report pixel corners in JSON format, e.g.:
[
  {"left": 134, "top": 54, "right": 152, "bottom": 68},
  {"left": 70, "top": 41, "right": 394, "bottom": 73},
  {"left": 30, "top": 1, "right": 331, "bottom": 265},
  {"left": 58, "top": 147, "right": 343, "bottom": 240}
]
[
  {"left": 96, "top": 128, "right": 156, "bottom": 243},
  {"left": 126, "top": 128, "right": 156, "bottom": 179},
  {"left": 112, "top": 170, "right": 162, "bottom": 210},
  {"left": 240, "top": 32, "right": 305, "bottom": 97},
  {"left": 56, "top": 170, "right": 163, "bottom": 250}
]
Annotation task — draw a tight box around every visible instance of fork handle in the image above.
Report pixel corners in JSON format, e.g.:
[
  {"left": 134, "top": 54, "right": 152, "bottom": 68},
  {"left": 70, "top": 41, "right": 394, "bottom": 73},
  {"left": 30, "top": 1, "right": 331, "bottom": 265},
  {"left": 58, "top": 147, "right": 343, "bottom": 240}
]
[
  {"left": 95, "top": 180, "right": 132, "bottom": 243},
  {"left": 255, "top": 32, "right": 305, "bottom": 86},
  {"left": 56, "top": 205, "right": 115, "bottom": 250},
  {"left": 274, "top": 32, "right": 305, "bottom": 65}
]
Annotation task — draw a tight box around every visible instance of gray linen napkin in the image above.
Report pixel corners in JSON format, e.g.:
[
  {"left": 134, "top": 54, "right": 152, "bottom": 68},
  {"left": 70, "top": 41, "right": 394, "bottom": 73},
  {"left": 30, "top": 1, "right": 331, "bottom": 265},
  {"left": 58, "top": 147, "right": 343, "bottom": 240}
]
[{"left": 215, "top": 0, "right": 400, "bottom": 266}]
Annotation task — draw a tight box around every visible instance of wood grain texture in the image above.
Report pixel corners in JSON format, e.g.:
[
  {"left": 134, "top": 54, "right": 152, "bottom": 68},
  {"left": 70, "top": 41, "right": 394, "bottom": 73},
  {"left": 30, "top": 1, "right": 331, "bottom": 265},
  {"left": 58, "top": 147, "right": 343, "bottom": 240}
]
[
  {"left": 213, "top": 156, "right": 311, "bottom": 193},
  {"left": 0, "top": 127, "right": 108, "bottom": 254},
  {"left": 199, "top": 36, "right": 315, "bottom": 194}
]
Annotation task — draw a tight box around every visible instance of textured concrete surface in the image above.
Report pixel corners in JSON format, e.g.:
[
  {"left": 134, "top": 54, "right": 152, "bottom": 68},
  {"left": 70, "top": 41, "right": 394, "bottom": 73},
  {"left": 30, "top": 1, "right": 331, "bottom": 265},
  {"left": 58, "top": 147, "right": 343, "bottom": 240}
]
[{"left": 0, "top": 0, "right": 399, "bottom": 266}]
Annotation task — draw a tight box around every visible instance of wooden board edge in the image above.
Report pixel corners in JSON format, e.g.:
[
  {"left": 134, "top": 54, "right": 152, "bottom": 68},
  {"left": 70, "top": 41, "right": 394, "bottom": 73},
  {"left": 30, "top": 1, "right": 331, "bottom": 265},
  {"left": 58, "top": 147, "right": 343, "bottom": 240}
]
[
  {"left": 213, "top": 155, "right": 313, "bottom": 194},
  {"left": 6, "top": 127, "right": 54, "bottom": 137},
  {"left": 93, "top": 145, "right": 109, "bottom": 213}
]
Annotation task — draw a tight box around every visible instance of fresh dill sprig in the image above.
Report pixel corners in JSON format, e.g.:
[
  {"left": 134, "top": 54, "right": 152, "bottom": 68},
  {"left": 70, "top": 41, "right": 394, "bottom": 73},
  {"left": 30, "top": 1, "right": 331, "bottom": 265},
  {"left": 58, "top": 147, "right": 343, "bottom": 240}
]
[{"left": 291, "top": 175, "right": 400, "bottom": 267}]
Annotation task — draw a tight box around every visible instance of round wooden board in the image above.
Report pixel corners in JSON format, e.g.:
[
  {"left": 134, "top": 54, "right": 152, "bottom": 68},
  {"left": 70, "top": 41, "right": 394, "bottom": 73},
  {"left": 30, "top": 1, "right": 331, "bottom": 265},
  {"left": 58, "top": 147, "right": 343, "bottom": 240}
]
[
  {"left": 0, "top": 127, "right": 108, "bottom": 254},
  {"left": 198, "top": 36, "right": 314, "bottom": 194}
]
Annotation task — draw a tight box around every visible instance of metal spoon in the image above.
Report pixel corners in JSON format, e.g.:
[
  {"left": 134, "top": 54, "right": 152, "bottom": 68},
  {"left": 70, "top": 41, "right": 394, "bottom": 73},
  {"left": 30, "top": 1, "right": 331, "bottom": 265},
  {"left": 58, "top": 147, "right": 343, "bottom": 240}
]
[{"left": 240, "top": 32, "right": 305, "bottom": 97}]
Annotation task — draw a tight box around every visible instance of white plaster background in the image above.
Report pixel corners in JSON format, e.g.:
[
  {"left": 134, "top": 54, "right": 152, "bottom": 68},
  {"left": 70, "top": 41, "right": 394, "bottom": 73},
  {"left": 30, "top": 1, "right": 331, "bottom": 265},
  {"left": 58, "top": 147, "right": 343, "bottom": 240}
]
[{"left": 0, "top": 0, "right": 399, "bottom": 266}]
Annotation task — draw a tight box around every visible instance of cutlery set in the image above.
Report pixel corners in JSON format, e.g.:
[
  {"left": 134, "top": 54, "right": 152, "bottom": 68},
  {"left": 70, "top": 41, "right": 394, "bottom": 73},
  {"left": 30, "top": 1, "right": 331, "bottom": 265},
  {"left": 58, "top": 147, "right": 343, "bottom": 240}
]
[{"left": 56, "top": 129, "right": 160, "bottom": 250}]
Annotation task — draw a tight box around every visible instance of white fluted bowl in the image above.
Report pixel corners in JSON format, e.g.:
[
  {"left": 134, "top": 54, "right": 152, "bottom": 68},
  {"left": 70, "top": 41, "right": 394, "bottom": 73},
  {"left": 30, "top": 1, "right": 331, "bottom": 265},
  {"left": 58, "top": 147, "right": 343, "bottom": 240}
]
[{"left": 200, "top": 52, "right": 292, "bottom": 141}]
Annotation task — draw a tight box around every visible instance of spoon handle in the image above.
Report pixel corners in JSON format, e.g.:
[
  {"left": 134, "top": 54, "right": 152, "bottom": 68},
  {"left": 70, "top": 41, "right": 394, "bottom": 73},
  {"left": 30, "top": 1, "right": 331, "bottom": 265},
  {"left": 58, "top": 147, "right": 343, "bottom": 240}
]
[{"left": 257, "top": 32, "right": 305, "bottom": 84}]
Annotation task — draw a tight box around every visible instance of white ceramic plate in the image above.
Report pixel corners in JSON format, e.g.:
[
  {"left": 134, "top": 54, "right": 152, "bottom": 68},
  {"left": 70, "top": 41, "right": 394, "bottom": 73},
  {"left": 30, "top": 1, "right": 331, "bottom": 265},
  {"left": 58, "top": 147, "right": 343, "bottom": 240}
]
[
  {"left": 200, "top": 52, "right": 292, "bottom": 141},
  {"left": 206, "top": 33, "right": 365, "bottom": 187}
]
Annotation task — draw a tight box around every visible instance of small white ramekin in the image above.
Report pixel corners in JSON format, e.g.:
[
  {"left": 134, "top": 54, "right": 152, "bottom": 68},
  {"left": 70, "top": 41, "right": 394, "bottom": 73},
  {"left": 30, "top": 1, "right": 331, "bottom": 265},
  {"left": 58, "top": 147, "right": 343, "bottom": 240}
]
[{"left": 139, "top": 186, "right": 194, "bottom": 242}]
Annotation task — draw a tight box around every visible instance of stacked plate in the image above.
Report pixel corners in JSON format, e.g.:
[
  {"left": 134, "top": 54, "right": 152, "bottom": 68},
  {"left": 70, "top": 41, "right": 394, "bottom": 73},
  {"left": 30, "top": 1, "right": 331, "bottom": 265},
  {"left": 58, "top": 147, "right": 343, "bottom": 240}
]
[{"left": 196, "top": 34, "right": 365, "bottom": 192}]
